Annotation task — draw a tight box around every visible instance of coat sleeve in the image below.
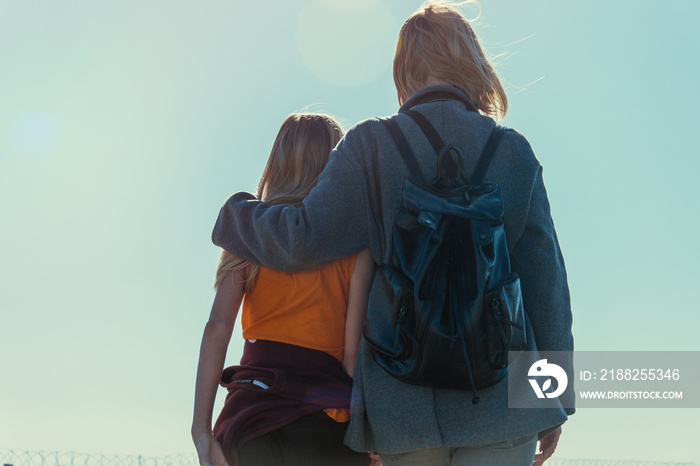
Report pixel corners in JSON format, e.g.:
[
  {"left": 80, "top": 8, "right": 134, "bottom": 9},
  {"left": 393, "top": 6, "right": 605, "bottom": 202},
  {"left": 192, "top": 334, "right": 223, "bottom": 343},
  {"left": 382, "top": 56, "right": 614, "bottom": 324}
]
[
  {"left": 510, "top": 166, "right": 574, "bottom": 354},
  {"left": 211, "top": 136, "right": 371, "bottom": 273}
]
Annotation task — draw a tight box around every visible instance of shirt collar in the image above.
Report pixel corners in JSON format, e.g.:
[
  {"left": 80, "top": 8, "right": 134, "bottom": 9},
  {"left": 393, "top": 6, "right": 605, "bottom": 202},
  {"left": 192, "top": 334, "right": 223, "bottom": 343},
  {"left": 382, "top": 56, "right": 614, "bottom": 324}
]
[{"left": 399, "top": 85, "right": 478, "bottom": 113}]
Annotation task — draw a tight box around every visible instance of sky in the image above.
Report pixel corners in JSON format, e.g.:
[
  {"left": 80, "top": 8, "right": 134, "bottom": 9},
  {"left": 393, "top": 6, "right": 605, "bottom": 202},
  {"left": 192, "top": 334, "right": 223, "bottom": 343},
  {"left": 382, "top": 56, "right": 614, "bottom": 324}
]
[{"left": 1, "top": 0, "right": 699, "bottom": 463}]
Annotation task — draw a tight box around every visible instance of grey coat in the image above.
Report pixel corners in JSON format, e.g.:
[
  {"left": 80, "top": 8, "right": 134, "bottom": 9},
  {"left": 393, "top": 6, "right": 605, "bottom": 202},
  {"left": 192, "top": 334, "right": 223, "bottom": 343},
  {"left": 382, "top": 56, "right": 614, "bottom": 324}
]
[{"left": 212, "top": 85, "right": 574, "bottom": 454}]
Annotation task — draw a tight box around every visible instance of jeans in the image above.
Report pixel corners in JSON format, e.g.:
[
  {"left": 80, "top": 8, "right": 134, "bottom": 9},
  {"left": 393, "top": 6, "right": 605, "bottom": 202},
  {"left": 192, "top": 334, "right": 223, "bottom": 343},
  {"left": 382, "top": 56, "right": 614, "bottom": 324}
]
[
  {"left": 235, "top": 412, "right": 370, "bottom": 466},
  {"left": 378, "top": 434, "right": 538, "bottom": 466}
]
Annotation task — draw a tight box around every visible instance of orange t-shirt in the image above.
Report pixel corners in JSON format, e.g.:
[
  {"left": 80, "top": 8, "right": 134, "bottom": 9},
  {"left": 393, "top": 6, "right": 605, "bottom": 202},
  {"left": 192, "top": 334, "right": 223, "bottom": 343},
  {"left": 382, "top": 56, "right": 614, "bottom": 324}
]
[{"left": 241, "top": 254, "right": 358, "bottom": 363}]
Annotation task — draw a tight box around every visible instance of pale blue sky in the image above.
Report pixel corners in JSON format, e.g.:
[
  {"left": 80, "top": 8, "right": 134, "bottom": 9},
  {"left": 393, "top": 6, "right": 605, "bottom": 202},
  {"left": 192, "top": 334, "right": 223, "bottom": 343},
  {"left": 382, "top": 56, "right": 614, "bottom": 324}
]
[{"left": 1, "top": 0, "right": 699, "bottom": 462}]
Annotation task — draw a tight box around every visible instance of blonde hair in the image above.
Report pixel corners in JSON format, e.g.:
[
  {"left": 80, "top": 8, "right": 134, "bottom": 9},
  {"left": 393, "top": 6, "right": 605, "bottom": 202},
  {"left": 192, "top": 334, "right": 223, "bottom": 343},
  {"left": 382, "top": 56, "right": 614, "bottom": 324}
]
[
  {"left": 214, "top": 113, "right": 344, "bottom": 290},
  {"left": 393, "top": 1, "right": 507, "bottom": 120}
]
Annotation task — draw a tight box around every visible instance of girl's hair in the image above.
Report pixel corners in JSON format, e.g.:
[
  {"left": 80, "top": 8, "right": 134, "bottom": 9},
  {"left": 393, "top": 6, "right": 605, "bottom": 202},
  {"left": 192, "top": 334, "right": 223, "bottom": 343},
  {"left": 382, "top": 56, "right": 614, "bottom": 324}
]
[
  {"left": 214, "top": 113, "right": 344, "bottom": 290},
  {"left": 393, "top": 1, "right": 508, "bottom": 120}
]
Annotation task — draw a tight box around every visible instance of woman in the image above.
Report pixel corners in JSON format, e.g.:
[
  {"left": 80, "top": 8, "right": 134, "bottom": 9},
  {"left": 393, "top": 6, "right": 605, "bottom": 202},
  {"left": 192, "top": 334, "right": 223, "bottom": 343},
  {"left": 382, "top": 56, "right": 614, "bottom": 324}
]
[
  {"left": 212, "top": 2, "right": 574, "bottom": 465},
  {"left": 192, "top": 113, "right": 374, "bottom": 466}
]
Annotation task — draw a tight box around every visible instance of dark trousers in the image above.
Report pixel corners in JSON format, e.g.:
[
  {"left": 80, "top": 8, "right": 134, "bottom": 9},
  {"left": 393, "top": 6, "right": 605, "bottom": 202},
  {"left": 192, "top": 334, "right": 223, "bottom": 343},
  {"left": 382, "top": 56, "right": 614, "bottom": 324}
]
[{"left": 235, "top": 412, "right": 369, "bottom": 466}]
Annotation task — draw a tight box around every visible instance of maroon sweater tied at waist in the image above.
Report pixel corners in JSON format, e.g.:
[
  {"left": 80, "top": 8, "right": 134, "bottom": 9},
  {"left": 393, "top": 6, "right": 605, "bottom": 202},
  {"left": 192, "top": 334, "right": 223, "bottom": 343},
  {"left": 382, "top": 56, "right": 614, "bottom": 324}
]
[{"left": 212, "top": 339, "right": 354, "bottom": 454}]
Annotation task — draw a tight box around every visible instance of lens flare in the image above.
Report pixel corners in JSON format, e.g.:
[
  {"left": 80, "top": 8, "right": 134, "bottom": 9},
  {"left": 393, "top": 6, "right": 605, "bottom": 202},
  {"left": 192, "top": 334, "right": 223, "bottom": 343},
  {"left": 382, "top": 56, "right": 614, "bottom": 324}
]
[{"left": 296, "top": 1, "right": 397, "bottom": 87}]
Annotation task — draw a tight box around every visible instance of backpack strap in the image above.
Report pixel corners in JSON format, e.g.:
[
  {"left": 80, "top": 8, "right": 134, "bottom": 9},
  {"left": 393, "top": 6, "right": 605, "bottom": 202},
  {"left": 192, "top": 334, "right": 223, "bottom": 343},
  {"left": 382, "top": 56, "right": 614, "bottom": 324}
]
[
  {"left": 405, "top": 110, "right": 463, "bottom": 186},
  {"left": 382, "top": 116, "right": 424, "bottom": 181},
  {"left": 470, "top": 126, "right": 507, "bottom": 185},
  {"left": 382, "top": 113, "right": 507, "bottom": 185},
  {"left": 382, "top": 112, "right": 452, "bottom": 183},
  {"left": 406, "top": 110, "right": 507, "bottom": 185},
  {"left": 405, "top": 109, "right": 444, "bottom": 156}
]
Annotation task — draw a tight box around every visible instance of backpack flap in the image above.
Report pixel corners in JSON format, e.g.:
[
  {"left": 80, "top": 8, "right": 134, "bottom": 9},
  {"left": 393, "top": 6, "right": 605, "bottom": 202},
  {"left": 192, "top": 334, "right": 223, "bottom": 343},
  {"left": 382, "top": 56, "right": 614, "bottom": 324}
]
[
  {"left": 403, "top": 179, "right": 504, "bottom": 221},
  {"left": 471, "top": 220, "right": 493, "bottom": 246}
]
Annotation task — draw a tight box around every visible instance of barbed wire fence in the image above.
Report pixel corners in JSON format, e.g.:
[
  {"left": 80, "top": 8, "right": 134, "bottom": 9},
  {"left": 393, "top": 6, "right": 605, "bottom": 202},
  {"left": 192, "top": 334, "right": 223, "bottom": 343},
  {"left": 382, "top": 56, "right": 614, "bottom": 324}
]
[
  {"left": 547, "top": 460, "right": 698, "bottom": 466},
  {"left": 0, "top": 449, "right": 697, "bottom": 466},
  {"left": 0, "top": 451, "right": 198, "bottom": 466}
]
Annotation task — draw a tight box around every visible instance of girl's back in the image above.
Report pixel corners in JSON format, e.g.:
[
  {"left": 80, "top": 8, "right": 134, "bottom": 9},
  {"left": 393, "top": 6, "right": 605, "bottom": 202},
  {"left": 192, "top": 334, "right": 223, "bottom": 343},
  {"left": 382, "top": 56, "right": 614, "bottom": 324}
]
[{"left": 241, "top": 255, "right": 358, "bottom": 362}]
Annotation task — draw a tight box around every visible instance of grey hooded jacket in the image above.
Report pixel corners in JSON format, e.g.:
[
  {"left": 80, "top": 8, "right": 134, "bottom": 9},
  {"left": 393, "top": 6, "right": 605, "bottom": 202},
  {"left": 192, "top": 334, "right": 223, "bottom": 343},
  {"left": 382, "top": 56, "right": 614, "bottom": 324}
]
[{"left": 212, "top": 85, "right": 574, "bottom": 454}]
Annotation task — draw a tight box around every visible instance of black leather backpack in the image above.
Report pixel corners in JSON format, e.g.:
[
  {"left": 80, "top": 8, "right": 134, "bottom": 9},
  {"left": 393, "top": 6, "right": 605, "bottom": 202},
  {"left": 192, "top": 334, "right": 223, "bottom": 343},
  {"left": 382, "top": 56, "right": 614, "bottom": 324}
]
[{"left": 363, "top": 109, "right": 527, "bottom": 402}]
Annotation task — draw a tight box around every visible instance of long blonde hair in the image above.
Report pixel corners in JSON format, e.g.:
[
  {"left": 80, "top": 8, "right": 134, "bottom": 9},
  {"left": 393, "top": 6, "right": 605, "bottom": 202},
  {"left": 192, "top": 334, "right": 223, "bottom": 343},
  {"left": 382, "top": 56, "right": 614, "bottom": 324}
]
[
  {"left": 214, "top": 113, "right": 344, "bottom": 290},
  {"left": 393, "top": 1, "right": 508, "bottom": 120}
]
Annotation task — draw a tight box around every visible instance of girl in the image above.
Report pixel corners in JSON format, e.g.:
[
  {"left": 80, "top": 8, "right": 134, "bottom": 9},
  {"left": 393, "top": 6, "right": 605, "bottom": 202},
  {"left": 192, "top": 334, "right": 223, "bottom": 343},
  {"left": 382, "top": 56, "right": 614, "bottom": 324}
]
[{"left": 192, "top": 113, "right": 374, "bottom": 466}]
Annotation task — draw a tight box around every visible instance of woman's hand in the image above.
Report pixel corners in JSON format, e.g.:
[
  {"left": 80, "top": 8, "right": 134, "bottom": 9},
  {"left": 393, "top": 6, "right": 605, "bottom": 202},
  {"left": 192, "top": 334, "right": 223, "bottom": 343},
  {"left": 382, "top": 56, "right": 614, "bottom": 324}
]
[
  {"left": 193, "top": 432, "right": 229, "bottom": 466},
  {"left": 533, "top": 426, "right": 562, "bottom": 466}
]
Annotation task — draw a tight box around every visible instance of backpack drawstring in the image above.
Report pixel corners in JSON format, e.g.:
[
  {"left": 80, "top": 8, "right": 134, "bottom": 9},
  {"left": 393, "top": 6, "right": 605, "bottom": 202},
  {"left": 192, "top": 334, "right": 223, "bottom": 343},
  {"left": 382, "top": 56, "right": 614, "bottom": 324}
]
[{"left": 456, "top": 317, "right": 479, "bottom": 404}]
